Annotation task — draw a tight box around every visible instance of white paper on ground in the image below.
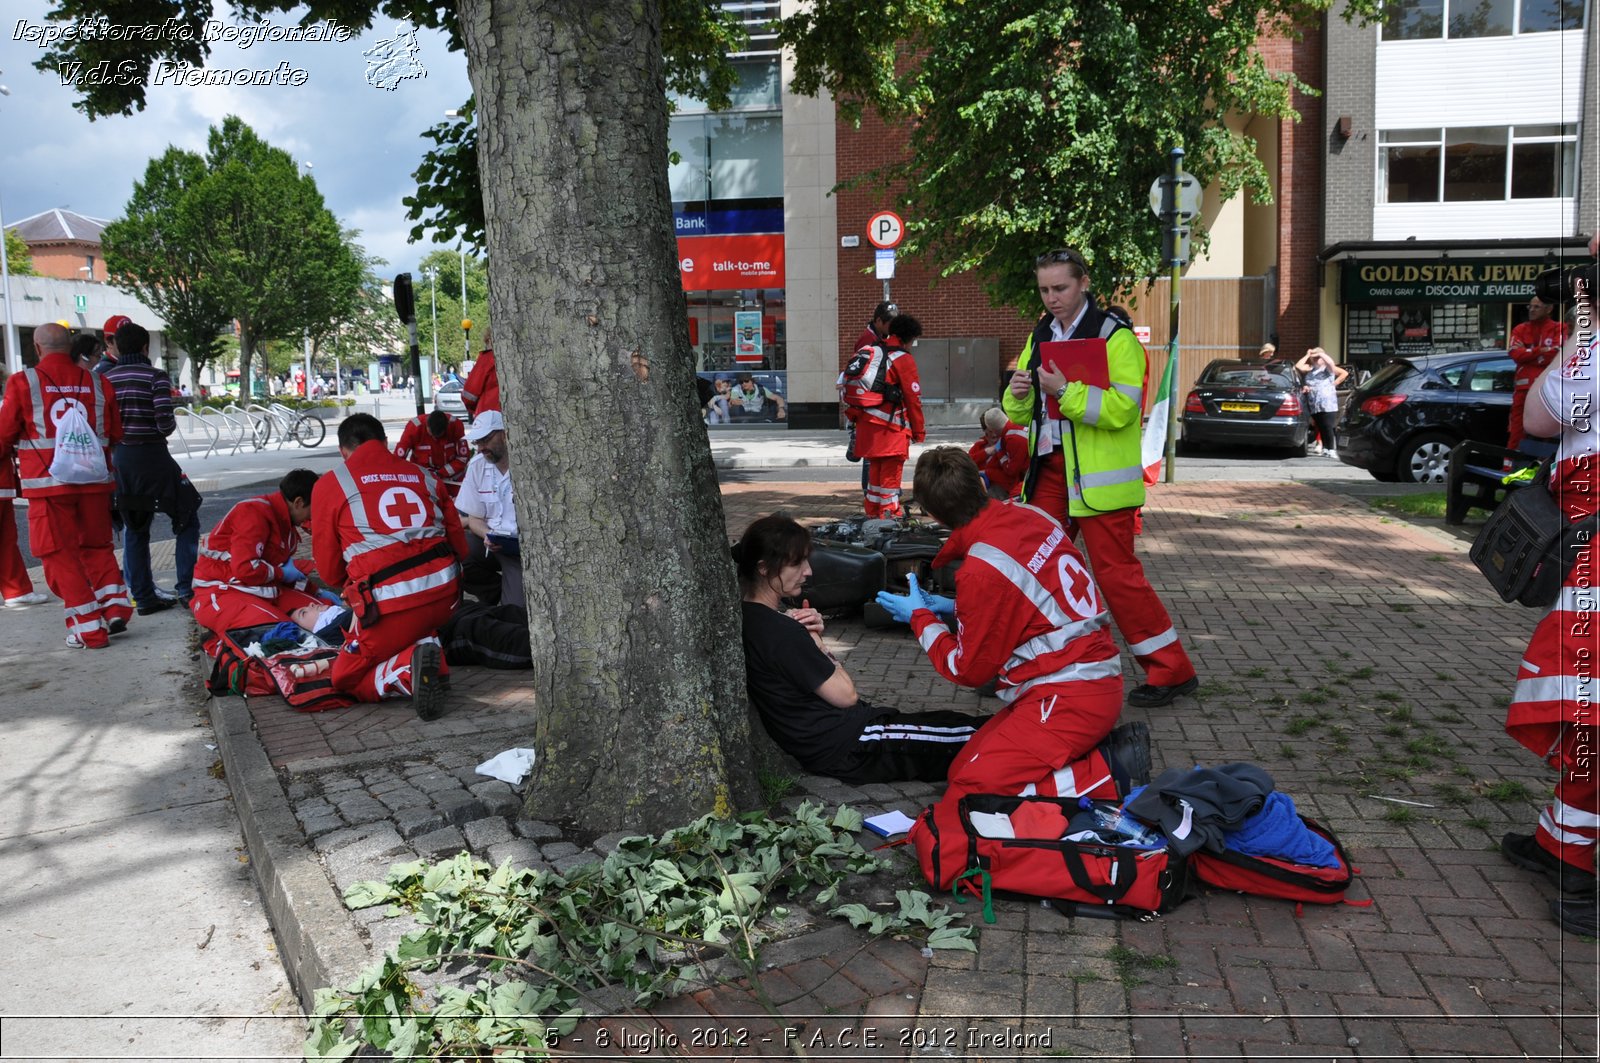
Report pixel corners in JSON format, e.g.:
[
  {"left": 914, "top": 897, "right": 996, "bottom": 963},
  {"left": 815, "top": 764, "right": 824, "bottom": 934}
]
[
  {"left": 476, "top": 747, "right": 537, "bottom": 785},
  {"left": 863, "top": 810, "right": 918, "bottom": 837}
]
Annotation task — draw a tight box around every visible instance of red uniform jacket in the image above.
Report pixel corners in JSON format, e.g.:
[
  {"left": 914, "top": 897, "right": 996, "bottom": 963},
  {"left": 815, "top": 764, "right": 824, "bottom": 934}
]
[
  {"left": 0, "top": 351, "right": 121, "bottom": 497},
  {"left": 853, "top": 341, "right": 925, "bottom": 458},
  {"left": 1509, "top": 319, "right": 1568, "bottom": 389},
  {"left": 311, "top": 440, "right": 468, "bottom": 618},
  {"left": 395, "top": 414, "right": 469, "bottom": 482},
  {"left": 462, "top": 350, "right": 500, "bottom": 417},
  {"left": 910, "top": 500, "right": 1120, "bottom": 699},
  {"left": 0, "top": 452, "right": 17, "bottom": 500},
  {"left": 193, "top": 492, "right": 304, "bottom": 600},
  {"left": 968, "top": 424, "right": 1031, "bottom": 496}
]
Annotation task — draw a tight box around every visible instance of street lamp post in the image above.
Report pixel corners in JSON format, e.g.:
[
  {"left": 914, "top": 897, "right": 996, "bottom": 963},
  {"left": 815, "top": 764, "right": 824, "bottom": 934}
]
[
  {"left": 301, "top": 160, "right": 315, "bottom": 398},
  {"left": 425, "top": 266, "right": 439, "bottom": 366},
  {"left": 459, "top": 245, "right": 470, "bottom": 363}
]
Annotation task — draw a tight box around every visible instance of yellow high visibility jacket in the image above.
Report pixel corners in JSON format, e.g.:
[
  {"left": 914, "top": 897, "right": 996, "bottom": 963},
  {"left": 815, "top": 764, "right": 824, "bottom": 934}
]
[{"left": 1000, "top": 303, "right": 1146, "bottom": 516}]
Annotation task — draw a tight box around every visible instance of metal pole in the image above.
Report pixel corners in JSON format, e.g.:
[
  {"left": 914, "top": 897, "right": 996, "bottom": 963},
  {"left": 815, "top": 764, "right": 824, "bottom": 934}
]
[
  {"left": 1163, "top": 146, "right": 1186, "bottom": 484},
  {"left": 429, "top": 267, "right": 439, "bottom": 365},
  {"left": 303, "top": 332, "right": 313, "bottom": 399},
  {"left": 459, "top": 246, "right": 469, "bottom": 364},
  {"left": 0, "top": 187, "right": 19, "bottom": 375}
]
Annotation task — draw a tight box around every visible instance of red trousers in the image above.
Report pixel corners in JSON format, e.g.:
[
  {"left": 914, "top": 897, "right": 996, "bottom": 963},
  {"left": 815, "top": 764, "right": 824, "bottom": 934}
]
[
  {"left": 28, "top": 492, "right": 130, "bottom": 645},
  {"left": 921, "top": 677, "right": 1125, "bottom": 889},
  {"left": 332, "top": 597, "right": 455, "bottom": 703},
  {"left": 1534, "top": 723, "right": 1600, "bottom": 872},
  {"left": 944, "top": 677, "right": 1124, "bottom": 806},
  {"left": 191, "top": 586, "right": 325, "bottom": 640},
  {"left": 864, "top": 453, "right": 906, "bottom": 517},
  {"left": 0, "top": 499, "right": 35, "bottom": 600},
  {"left": 1032, "top": 461, "right": 1196, "bottom": 687}
]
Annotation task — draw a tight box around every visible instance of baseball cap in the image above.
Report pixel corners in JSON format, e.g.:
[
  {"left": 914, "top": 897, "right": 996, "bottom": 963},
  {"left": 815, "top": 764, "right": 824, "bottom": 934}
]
[
  {"left": 103, "top": 314, "right": 132, "bottom": 336},
  {"left": 465, "top": 409, "right": 505, "bottom": 442}
]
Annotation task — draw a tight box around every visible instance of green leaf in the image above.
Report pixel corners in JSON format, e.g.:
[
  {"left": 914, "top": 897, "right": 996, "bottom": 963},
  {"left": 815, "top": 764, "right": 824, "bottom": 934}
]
[
  {"left": 927, "top": 926, "right": 978, "bottom": 952},
  {"left": 341, "top": 880, "right": 393, "bottom": 909}
]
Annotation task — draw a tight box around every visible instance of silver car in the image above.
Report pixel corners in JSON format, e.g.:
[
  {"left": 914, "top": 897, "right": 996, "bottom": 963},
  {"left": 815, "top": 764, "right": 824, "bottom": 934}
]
[{"left": 434, "top": 380, "right": 468, "bottom": 418}]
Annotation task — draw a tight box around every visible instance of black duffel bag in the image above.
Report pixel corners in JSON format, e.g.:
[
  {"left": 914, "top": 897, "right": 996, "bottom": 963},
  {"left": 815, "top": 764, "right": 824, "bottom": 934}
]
[{"left": 1469, "top": 460, "right": 1600, "bottom": 608}]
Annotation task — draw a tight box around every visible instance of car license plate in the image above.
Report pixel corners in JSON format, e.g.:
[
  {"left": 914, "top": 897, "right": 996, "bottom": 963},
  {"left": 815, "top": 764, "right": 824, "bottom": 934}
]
[
  {"left": 1219, "top": 402, "right": 1260, "bottom": 413},
  {"left": 1336, "top": 434, "right": 1350, "bottom": 447}
]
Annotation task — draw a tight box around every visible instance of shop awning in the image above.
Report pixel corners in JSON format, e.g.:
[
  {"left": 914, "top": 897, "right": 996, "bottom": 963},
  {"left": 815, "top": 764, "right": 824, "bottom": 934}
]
[{"left": 1318, "top": 236, "right": 1591, "bottom": 265}]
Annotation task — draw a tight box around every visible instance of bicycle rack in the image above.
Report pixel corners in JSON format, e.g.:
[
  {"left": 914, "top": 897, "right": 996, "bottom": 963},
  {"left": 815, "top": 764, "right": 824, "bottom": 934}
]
[
  {"left": 173, "top": 407, "right": 222, "bottom": 460},
  {"left": 219, "top": 405, "right": 259, "bottom": 454}
]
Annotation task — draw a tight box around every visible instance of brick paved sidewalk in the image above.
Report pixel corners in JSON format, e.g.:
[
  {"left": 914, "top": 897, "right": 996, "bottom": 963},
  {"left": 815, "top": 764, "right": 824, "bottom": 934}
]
[{"left": 224, "top": 478, "right": 1597, "bottom": 1060}]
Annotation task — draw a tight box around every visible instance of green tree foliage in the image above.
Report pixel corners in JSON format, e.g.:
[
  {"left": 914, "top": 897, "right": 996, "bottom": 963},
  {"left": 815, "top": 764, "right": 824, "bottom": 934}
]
[
  {"left": 3, "top": 230, "right": 38, "bottom": 276},
  {"left": 413, "top": 247, "right": 490, "bottom": 374},
  {"left": 843, "top": 0, "right": 1379, "bottom": 310},
  {"left": 101, "top": 148, "right": 233, "bottom": 387},
  {"left": 319, "top": 256, "right": 407, "bottom": 378},
  {"left": 100, "top": 117, "right": 365, "bottom": 390},
  {"left": 188, "top": 118, "right": 361, "bottom": 390}
]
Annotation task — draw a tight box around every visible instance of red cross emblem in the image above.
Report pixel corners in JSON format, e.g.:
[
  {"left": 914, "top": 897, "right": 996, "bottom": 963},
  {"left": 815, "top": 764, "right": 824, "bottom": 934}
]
[{"left": 377, "top": 487, "right": 427, "bottom": 530}]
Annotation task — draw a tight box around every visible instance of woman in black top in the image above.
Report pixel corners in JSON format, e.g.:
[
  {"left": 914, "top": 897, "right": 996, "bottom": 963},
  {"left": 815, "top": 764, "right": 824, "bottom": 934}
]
[{"left": 736, "top": 514, "right": 980, "bottom": 783}]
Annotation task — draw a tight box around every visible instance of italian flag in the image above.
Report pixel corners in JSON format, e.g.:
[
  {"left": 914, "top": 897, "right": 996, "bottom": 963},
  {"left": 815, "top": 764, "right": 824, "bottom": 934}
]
[{"left": 1140, "top": 351, "right": 1177, "bottom": 485}]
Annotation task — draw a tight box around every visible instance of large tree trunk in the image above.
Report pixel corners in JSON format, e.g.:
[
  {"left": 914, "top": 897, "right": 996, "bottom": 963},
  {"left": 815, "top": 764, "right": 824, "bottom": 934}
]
[{"left": 460, "top": 0, "right": 761, "bottom": 835}]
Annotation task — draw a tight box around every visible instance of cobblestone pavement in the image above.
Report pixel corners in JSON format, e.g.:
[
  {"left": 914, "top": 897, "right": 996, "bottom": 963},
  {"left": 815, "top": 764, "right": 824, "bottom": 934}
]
[{"left": 220, "top": 478, "right": 1598, "bottom": 1060}]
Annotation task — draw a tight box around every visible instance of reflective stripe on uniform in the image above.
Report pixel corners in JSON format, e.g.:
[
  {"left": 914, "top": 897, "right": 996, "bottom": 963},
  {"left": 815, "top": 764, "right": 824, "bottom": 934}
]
[
  {"left": 372, "top": 562, "right": 460, "bottom": 603},
  {"left": 1514, "top": 673, "right": 1600, "bottom": 704},
  {"left": 192, "top": 577, "right": 278, "bottom": 598},
  {"left": 1126, "top": 626, "right": 1179, "bottom": 657},
  {"left": 997, "top": 658, "right": 1122, "bottom": 703},
  {"left": 1082, "top": 387, "right": 1103, "bottom": 426}
]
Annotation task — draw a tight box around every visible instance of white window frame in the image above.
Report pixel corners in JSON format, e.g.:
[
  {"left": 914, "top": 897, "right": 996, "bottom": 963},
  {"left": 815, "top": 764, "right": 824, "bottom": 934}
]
[{"left": 1380, "top": 0, "right": 1588, "bottom": 40}]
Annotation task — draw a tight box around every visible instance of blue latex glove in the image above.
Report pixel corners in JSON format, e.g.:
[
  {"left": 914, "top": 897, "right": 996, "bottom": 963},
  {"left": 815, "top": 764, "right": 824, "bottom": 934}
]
[
  {"left": 280, "top": 560, "right": 305, "bottom": 583},
  {"left": 874, "top": 589, "right": 917, "bottom": 623},
  {"left": 316, "top": 589, "right": 343, "bottom": 605},
  {"left": 875, "top": 573, "right": 940, "bottom": 624},
  {"left": 924, "top": 593, "right": 957, "bottom": 620}
]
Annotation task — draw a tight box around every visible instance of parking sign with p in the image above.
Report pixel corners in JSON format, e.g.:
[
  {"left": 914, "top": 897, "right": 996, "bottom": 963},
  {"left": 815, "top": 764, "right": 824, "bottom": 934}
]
[{"left": 867, "top": 210, "right": 904, "bottom": 250}]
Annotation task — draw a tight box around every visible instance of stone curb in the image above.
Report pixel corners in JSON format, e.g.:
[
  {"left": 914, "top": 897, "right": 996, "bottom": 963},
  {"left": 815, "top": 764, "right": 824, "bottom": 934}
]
[{"left": 209, "top": 695, "right": 371, "bottom": 1011}]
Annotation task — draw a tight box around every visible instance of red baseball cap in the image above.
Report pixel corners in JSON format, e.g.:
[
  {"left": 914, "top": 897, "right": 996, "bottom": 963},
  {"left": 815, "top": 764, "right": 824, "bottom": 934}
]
[{"left": 103, "top": 314, "right": 132, "bottom": 335}]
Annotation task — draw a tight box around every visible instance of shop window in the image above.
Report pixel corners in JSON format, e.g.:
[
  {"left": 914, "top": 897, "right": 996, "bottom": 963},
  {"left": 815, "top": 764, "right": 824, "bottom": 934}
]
[
  {"left": 1381, "top": 129, "right": 1443, "bottom": 203},
  {"left": 1450, "top": 0, "right": 1513, "bottom": 36},
  {"left": 1510, "top": 124, "right": 1577, "bottom": 198},
  {"left": 1520, "top": 0, "right": 1585, "bottom": 31},
  {"left": 1442, "top": 127, "right": 1506, "bottom": 201},
  {"left": 1384, "top": 0, "right": 1445, "bottom": 37}
]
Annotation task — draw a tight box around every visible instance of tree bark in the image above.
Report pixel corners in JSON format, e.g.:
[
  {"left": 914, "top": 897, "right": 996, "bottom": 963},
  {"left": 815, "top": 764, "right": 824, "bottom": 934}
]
[{"left": 459, "top": 0, "right": 761, "bottom": 835}]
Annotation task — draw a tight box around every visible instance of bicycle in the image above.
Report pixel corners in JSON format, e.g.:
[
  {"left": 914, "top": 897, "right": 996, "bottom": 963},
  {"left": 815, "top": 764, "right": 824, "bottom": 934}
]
[{"left": 251, "top": 404, "right": 329, "bottom": 449}]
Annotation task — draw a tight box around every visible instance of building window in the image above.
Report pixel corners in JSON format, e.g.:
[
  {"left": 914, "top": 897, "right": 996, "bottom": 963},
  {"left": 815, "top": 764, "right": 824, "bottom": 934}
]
[
  {"left": 1451, "top": 0, "right": 1513, "bottom": 36},
  {"left": 1382, "top": 0, "right": 1583, "bottom": 37},
  {"left": 1380, "top": 129, "right": 1443, "bottom": 202},
  {"left": 1380, "top": 124, "right": 1575, "bottom": 202},
  {"left": 1520, "top": 0, "right": 1585, "bottom": 31},
  {"left": 1384, "top": 0, "right": 1445, "bottom": 38},
  {"left": 1442, "top": 127, "right": 1506, "bottom": 200},
  {"left": 1510, "top": 123, "right": 1578, "bottom": 197}
]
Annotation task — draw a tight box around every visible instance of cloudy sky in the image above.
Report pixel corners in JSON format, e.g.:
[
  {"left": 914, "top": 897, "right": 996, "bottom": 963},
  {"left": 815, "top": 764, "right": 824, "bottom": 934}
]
[{"left": 1, "top": 2, "right": 474, "bottom": 274}]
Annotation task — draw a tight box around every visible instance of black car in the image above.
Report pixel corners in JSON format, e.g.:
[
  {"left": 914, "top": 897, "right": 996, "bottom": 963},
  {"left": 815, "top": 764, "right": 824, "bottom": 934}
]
[
  {"left": 1179, "top": 359, "right": 1311, "bottom": 455},
  {"left": 1335, "top": 350, "right": 1516, "bottom": 483}
]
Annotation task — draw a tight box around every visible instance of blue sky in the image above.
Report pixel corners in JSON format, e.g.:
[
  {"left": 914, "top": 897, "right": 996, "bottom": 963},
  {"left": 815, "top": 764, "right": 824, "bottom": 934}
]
[{"left": 1, "top": 2, "right": 474, "bottom": 274}]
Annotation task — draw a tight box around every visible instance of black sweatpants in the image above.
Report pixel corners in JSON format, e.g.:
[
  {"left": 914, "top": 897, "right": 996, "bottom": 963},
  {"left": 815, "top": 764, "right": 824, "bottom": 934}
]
[
  {"left": 440, "top": 603, "right": 534, "bottom": 670},
  {"left": 828, "top": 707, "right": 983, "bottom": 784},
  {"left": 1311, "top": 410, "right": 1339, "bottom": 450}
]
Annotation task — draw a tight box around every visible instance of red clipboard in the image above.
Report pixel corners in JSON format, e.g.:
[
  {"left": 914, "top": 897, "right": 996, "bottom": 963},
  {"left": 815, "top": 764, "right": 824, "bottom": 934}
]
[{"left": 1039, "top": 339, "right": 1110, "bottom": 417}]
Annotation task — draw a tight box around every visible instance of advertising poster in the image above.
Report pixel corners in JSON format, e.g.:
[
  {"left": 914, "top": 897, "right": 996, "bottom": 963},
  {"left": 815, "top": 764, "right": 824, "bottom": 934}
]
[
  {"left": 734, "top": 311, "right": 764, "bottom": 366},
  {"left": 697, "top": 370, "right": 787, "bottom": 426}
]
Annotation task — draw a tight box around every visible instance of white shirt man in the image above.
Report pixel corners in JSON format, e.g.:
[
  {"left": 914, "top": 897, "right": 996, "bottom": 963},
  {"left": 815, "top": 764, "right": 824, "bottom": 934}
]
[{"left": 455, "top": 410, "right": 523, "bottom": 608}]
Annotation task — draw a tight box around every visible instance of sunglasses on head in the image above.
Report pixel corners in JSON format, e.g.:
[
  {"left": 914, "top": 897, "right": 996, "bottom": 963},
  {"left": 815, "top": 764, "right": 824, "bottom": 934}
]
[{"left": 1035, "top": 248, "right": 1087, "bottom": 270}]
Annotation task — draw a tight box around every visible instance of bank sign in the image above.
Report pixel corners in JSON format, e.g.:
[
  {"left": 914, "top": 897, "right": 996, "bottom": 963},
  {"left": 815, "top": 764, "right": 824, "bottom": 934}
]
[{"left": 1341, "top": 259, "right": 1546, "bottom": 304}]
